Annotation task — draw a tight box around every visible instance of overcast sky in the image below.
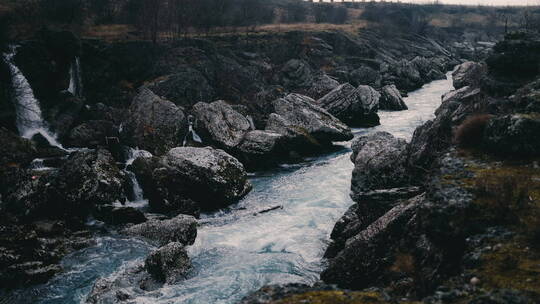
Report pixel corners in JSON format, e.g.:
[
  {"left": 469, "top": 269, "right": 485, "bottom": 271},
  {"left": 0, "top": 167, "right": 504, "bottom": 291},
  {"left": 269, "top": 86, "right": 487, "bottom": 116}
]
[{"left": 317, "top": 0, "right": 537, "bottom": 6}]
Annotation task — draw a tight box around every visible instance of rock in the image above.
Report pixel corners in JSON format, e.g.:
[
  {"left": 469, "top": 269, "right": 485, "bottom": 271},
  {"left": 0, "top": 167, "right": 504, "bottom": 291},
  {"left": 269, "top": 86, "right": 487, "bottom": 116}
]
[
  {"left": 86, "top": 263, "right": 161, "bottom": 304},
  {"left": 266, "top": 93, "right": 353, "bottom": 149},
  {"left": 277, "top": 59, "right": 313, "bottom": 90},
  {"left": 427, "top": 69, "right": 446, "bottom": 81},
  {"left": 192, "top": 100, "right": 251, "bottom": 150},
  {"left": 321, "top": 195, "right": 424, "bottom": 289},
  {"left": 452, "top": 61, "right": 484, "bottom": 89},
  {"left": 145, "top": 242, "right": 191, "bottom": 284},
  {"left": 306, "top": 73, "right": 339, "bottom": 99},
  {"left": 46, "top": 149, "right": 125, "bottom": 219},
  {"left": 317, "top": 84, "right": 380, "bottom": 127},
  {"left": 93, "top": 205, "right": 147, "bottom": 225},
  {"left": 0, "top": 128, "right": 36, "bottom": 169},
  {"left": 122, "top": 214, "right": 197, "bottom": 246},
  {"left": 392, "top": 59, "right": 422, "bottom": 91},
  {"left": 483, "top": 114, "right": 540, "bottom": 157},
  {"left": 349, "top": 65, "right": 381, "bottom": 88},
  {"left": 379, "top": 85, "right": 407, "bottom": 111},
  {"left": 121, "top": 88, "right": 187, "bottom": 155},
  {"left": 67, "top": 120, "right": 115, "bottom": 148},
  {"left": 236, "top": 130, "right": 285, "bottom": 170},
  {"left": 133, "top": 147, "right": 251, "bottom": 212},
  {"left": 148, "top": 68, "right": 215, "bottom": 108},
  {"left": 350, "top": 132, "right": 409, "bottom": 200}
]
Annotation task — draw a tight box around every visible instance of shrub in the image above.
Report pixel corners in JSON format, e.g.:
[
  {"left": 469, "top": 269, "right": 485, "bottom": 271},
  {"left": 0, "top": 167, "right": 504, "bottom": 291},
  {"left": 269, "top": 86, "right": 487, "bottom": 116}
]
[{"left": 453, "top": 114, "right": 493, "bottom": 148}]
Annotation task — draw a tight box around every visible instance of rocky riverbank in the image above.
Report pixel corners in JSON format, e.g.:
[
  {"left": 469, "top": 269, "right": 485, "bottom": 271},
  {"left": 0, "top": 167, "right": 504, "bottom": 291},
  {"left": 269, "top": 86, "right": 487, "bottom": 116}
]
[
  {"left": 241, "top": 32, "right": 540, "bottom": 304},
  {"left": 0, "top": 27, "right": 497, "bottom": 300}
]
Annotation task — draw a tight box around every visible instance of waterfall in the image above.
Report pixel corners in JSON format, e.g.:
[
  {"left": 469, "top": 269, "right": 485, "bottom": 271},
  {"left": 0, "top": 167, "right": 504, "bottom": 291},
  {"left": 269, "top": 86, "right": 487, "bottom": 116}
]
[
  {"left": 183, "top": 115, "right": 203, "bottom": 146},
  {"left": 124, "top": 148, "right": 153, "bottom": 208},
  {"left": 68, "top": 57, "right": 83, "bottom": 98},
  {"left": 3, "top": 46, "right": 63, "bottom": 148},
  {"left": 246, "top": 115, "right": 255, "bottom": 130}
]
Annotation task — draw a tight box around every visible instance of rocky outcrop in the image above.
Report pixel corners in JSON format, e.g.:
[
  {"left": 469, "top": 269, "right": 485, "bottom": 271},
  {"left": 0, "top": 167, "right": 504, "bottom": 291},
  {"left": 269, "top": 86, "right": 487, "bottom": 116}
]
[
  {"left": 379, "top": 85, "right": 407, "bottom": 111},
  {"left": 132, "top": 147, "right": 252, "bottom": 213},
  {"left": 452, "top": 61, "right": 484, "bottom": 89},
  {"left": 148, "top": 68, "right": 215, "bottom": 108},
  {"left": 266, "top": 94, "right": 353, "bottom": 150},
  {"left": 483, "top": 114, "right": 540, "bottom": 157},
  {"left": 122, "top": 214, "right": 197, "bottom": 246},
  {"left": 306, "top": 73, "right": 339, "bottom": 99},
  {"left": 317, "top": 84, "right": 380, "bottom": 127},
  {"left": 350, "top": 132, "right": 410, "bottom": 200},
  {"left": 121, "top": 88, "right": 187, "bottom": 155},
  {"left": 192, "top": 100, "right": 252, "bottom": 150},
  {"left": 144, "top": 242, "right": 191, "bottom": 284},
  {"left": 277, "top": 59, "right": 313, "bottom": 90}
]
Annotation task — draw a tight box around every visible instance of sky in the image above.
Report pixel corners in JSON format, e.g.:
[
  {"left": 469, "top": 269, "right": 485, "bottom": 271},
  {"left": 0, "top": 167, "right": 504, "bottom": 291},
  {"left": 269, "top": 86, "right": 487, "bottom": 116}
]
[{"left": 316, "top": 0, "right": 538, "bottom": 6}]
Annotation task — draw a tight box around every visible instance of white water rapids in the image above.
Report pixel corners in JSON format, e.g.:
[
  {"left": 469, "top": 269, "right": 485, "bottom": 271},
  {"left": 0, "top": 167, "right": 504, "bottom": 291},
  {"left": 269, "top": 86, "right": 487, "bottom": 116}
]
[{"left": 5, "top": 72, "right": 454, "bottom": 304}]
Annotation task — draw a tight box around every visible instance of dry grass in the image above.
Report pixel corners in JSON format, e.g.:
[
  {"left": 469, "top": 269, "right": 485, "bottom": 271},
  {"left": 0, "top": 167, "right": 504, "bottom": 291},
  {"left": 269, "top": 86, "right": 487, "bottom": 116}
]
[
  {"left": 83, "top": 24, "right": 134, "bottom": 41},
  {"left": 454, "top": 114, "right": 493, "bottom": 149}
]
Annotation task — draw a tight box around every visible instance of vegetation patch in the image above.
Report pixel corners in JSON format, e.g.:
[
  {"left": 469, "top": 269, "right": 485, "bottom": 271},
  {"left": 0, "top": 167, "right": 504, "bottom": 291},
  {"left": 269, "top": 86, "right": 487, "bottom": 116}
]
[{"left": 273, "top": 290, "right": 417, "bottom": 304}]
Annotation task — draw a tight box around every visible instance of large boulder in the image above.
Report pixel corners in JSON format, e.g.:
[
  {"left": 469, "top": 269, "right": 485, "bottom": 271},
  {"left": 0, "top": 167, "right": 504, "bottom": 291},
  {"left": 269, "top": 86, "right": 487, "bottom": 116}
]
[
  {"left": 192, "top": 100, "right": 251, "bottom": 150},
  {"left": 0, "top": 128, "right": 36, "bottom": 169},
  {"left": 132, "top": 147, "right": 252, "bottom": 213},
  {"left": 306, "top": 73, "right": 339, "bottom": 99},
  {"left": 349, "top": 65, "right": 381, "bottom": 88},
  {"left": 122, "top": 214, "right": 197, "bottom": 246},
  {"left": 266, "top": 94, "right": 353, "bottom": 148},
  {"left": 236, "top": 130, "right": 286, "bottom": 170},
  {"left": 317, "top": 84, "right": 380, "bottom": 127},
  {"left": 379, "top": 85, "right": 407, "bottom": 111},
  {"left": 350, "top": 132, "right": 410, "bottom": 201},
  {"left": 121, "top": 88, "right": 187, "bottom": 155},
  {"left": 483, "top": 114, "right": 540, "bottom": 157},
  {"left": 452, "top": 61, "right": 484, "bottom": 89},
  {"left": 47, "top": 149, "right": 125, "bottom": 218},
  {"left": 144, "top": 242, "right": 191, "bottom": 284},
  {"left": 321, "top": 195, "right": 424, "bottom": 289}
]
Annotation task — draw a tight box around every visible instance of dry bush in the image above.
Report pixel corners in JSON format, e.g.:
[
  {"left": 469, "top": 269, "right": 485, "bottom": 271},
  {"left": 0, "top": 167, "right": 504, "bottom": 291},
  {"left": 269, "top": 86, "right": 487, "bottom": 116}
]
[{"left": 454, "top": 114, "right": 493, "bottom": 148}]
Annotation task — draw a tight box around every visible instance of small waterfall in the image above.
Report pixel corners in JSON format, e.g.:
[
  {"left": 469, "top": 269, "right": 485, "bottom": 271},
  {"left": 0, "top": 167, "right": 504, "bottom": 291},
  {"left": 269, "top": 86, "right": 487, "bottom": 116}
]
[
  {"left": 124, "top": 148, "right": 153, "bottom": 208},
  {"left": 68, "top": 57, "right": 83, "bottom": 98},
  {"left": 183, "top": 115, "right": 203, "bottom": 146},
  {"left": 3, "top": 46, "right": 63, "bottom": 148},
  {"left": 246, "top": 115, "right": 256, "bottom": 130}
]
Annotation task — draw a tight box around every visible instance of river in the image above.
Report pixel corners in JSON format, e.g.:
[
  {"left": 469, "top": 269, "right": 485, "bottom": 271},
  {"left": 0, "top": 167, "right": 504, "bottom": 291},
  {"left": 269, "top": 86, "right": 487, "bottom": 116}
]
[{"left": 7, "top": 72, "right": 454, "bottom": 304}]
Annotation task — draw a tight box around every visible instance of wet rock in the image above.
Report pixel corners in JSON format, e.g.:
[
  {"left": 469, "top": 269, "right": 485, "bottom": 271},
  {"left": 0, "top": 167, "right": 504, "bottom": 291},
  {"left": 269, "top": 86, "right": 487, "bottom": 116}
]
[
  {"left": 236, "top": 130, "right": 285, "bottom": 170},
  {"left": 483, "top": 114, "right": 540, "bottom": 157},
  {"left": 48, "top": 149, "right": 125, "bottom": 219},
  {"left": 192, "top": 100, "right": 251, "bottom": 150},
  {"left": 350, "top": 132, "right": 409, "bottom": 199},
  {"left": 93, "top": 205, "right": 147, "bottom": 225},
  {"left": 145, "top": 242, "right": 191, "bottom": 284},
  {"left": 122, "top": 214, "right": 197, "bottom": 247},
  {"left": 453, "top": 61, "right": 484, "bottom": 89},
  {"left": 67, "top": 120, "right": 115, "bottom": 148},
  {"left": 379, "top": 85, "right": 407, "bottom": 111},
  {"left": 133, "top": 147, "right": 251, "bottom": 213},
  {"left": 317, "top": 84, "right": 380, "bottom": 127},
  {"left": 120, "top": 88, "right": 187, "bottom": 155},
  {"left": 86, "top": 263, "right": 161, "bottom": 304},
  {"left": 266, "top": 93, "right": 353, "bottom": 148}
]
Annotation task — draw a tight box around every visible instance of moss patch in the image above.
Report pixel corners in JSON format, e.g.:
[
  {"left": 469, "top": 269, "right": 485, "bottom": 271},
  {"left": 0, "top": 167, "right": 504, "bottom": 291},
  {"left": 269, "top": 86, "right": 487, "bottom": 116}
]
[
  {"left": 272, "top": 291, "right": 417, "bottom": 304},
  {"left": 476, "top": 238, "right": 540, "bottom": 295}
]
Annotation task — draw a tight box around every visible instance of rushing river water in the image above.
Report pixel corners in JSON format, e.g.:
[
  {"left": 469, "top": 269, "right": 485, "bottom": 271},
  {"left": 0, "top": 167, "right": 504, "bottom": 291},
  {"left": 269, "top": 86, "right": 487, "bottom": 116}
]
[{"left": 7, "top": 72, "right": 454, "bottom": 304}]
